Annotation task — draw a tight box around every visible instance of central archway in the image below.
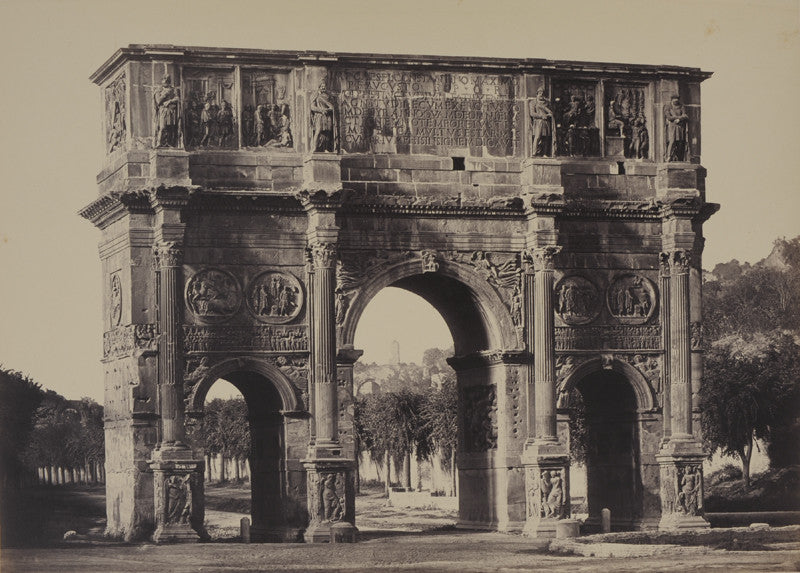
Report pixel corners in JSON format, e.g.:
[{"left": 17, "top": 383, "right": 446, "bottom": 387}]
[{"left": 341, "top": 257, "right": 525, "bottom": 531}]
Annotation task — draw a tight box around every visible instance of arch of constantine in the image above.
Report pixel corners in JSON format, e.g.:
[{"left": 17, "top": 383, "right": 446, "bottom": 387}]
[{"left": 80, "top": 45, "right": 718, "bottom": 542}]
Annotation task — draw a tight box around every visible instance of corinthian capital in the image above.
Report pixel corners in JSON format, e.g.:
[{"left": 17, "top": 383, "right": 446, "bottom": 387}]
[
  {"left": 154, "top": 242, "right": 183, "bottom": 268},
  {"left": 659, "top": 252, "right": 671, "bottom": 277},
  {"left": 529, "top": 246, "right": 562, "bottom": 271},
  {"left": 671, "top": 249, "right": 692, "bottom": 274},
  {"left": 310, "top": 241, "right": 338, "bottom": 269}
]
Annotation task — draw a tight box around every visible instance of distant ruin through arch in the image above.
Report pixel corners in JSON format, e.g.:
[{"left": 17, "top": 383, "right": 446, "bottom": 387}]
[{"left": 81, "top": 45, "right": 717, "bottom": 542}]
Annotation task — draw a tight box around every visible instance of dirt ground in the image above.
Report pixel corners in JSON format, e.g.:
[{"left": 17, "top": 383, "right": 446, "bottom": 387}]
[{"left": 2, "top": 484, "right": 800, "bottom": 572}]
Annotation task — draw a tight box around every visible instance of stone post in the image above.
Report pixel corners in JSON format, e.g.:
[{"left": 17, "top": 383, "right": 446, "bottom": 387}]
[
  {"left": 656, "top": 248, "right": 708, "bottom": 530},
  {"left": 522, "top": 246, "right": 571, "bottom": 538}
]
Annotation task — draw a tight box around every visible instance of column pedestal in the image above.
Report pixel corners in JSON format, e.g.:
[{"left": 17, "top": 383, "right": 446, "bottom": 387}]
[
  {"left": 656, "top": 440, "right": 708, "bottom": 530},
  {"left": 149, "top": 448, "right": 204, "bottom": 543},
  {"left": 522, "top": 443, "right": 570, "bottom": 538},
  {"left": 302, "top": 459, "right": 358, "bottom": 543}
]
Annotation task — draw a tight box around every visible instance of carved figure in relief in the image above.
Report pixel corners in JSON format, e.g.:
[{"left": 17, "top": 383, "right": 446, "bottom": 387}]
[
  {"left": 166, "top": 474, "right": 192, "bottom": 524},
  {"left": 246, "top": 272, "right": 303, "bottom": 324},
  {"left": 631, "top": 114, "right": 649, "bottom": 159},
  {"left": 335, "top": 289, "right": 350, "bottom": 325},
  {"left": 510, "top": 283, "right": 522, "bottom": 327},
  {"left": 322, "top": 474, "right": 344, "bottom": 522},
  {"left": 607, "top": 275, "right": 656, "bottom": 323},
  {"left": 529, "top": 87, "right": 553, "bottom": 157},
  {"left": 310, "top": 82, "right": 336, "bottom": 152},
  {"left": 110, "top": 274, "right": 122, "bottom": 327},
  {"left": 677, "top": 465, "right": 700, "bottom": 515},
  {"left": 421, "top": 250, "right": 439, "bottom": 273},
  {"left": 254, "top": 104, "right": 268, "bottom": 145},
  {"left": 216, "top": 101, "right": 234, "bottom": 146},
  {"left": 607, "top": 92, "right": 629, "bottom": 137},
  {"left": 664, "top": 95, "right": 689, "bottom": 162},
  {"left": 547, "top": 471, "right": 564, "bottom": 518},
  {"left": 200, "top": 97, "right": 217, "bottom": 147},
  {"left": 154, "top": 76, "right": 181, "bottom": 148},
  {"left": 186, "top": 269, "right": 241, "bottom": 320},
  {"left": 266, "top": 103, "right": 293, "bottom": 148}
]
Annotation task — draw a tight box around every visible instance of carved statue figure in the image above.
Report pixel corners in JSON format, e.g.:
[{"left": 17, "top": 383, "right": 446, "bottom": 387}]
[
  {"left": 254, "top": 103, "right": 268, "bottom": 146},
  {"left": 200, "top": 98, "right": 217, "bottom": 147},
  {"left": 540, "top": 470, "right": 554, "bottom": 517},
  {"left": 664, "top": 95, "right": 689, "bottom": 162},
  {"left": 310, "top": 82, "right": 336, "bottom": 152},
  {"left": 322, "top": 474, "right": 344, "bottom": 521},
  {"left": 677, "top": 465, "right": 700, "bottom": 515},
  {"left": 267, "top": 103, "right": 293, "bottom": 148},
  {"left": 166, "top": 474, "right": 192, "bottom": 524},
  {"left": 421, "top": 250, "right": 439, "bottom": 273},
  {"left": 529, "top": 87, "right": 553, "bottom": 157},
  {"left": 547, "top": 471, "right": 564, "bottom": 518},
  {"left": 216, "top": 100, "right": 234, "bottom": 147},
  {"left": 335, "top": 289, "right": 349, "bottom": 325},
  {"left": 154, "top": 76, "right": 181, "bottom": 147},
  {"left": 630, "top": 114, "right": 649, "bottom": 159}
]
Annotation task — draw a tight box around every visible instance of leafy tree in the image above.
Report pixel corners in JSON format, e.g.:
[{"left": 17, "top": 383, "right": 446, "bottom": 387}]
[
  {"left": 0, "top": 368, "right": 43, "bottom": 487},
  {"left": 196, "top": 398, "right": 250, "bottom": 482},
  {"left": 420, "top": 377, "right": 458, "bottom": 495},
  {"left": 700, "top": 333, "right": 800, "bottom": 486}
]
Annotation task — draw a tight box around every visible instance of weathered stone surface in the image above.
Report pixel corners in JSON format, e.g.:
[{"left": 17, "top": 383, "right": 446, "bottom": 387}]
[{"left": 82, "top": 46, "right": 716, "bottom": 542}]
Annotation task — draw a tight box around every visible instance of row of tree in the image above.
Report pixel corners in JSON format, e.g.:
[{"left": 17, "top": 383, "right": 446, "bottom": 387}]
[
  {"left": 354, "top": 379, "right": 458, "bottom": 495},
  {"left": 190, "top": 397, "right": 251, "bottom": 483},
  {"left": 700, "top": 236, "right": 800, "bottom": 486},
  {"left": 0, "top": 368, "right": 105, "bottom": 488}
]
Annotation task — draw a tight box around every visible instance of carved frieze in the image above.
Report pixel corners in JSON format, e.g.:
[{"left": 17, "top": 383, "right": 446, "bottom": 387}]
[
  {"left": 616, "top": 353, "right": 661, "bottom": 395},
  {"left": 463, "top": 385, "right": 498, "bottom": 452},
  {"left": 308, "top": 471, "right": 346, "bottom": 524},
  {"left": 676, "top": 464, "right": 703, "bottom": 516},
  {"left": 552, "top": 81, "right": 599, "bottom": 157},
  {"left": 241, "top": 71, "right": 293, "bottom": 148},
  {"left": 539, "top": 468, "right": 567, "bottom": 519},
  {"left": 555, "top": 325, "right": 661, "bottom": 351},
  {"left": 182, "top": 68, "right": 237, "bottom": 149},
  {"left": 275, "top": 355, "right": 310, "bottom": 395},
  {"left": 246, "top": 271, "right": 304, "bottom": 324},
  {"left": 103, "top": 324, "right": 158, "bottom": 361},
  {"left": 555, "top": 275, "right": 601, "bottom": 325},
  {"left": 606, "top": 83, "right": 649, "bottom": 159},
  {"left": 337, "top": 69, "right": 518, "bottom": 155},
  {"left": 105, "top": 72, "right": 126, "bottom": 153},
  {"left": 185, "top": 268, "right": 242, "bottom": 323},
  {"left": 421, "top": 249, "right": 439, "bottom": 273},
  {"left": 606, "top": 274, "right": 657, "bottom": 324},
  {"left": 183, "top": 325, "right": 308, "bottom": 353},
  {"left": 109, "top": 273, "right": 122, "bottom": 328}
]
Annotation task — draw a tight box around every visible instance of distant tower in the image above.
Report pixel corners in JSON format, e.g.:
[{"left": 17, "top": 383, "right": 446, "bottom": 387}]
[{"left": 390, "top": 340, "right": 400, "bottom": 364}]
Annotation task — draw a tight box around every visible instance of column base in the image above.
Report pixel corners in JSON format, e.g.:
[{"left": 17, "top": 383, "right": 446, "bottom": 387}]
[
  {"left": 522, "top": 440, "right": 571, "bottom": 538},
  {"left": 658, "top": 513, "right": 710, "bottom": 531},
  {"left": 656, "top": 439, "right": 708, "bottom": 530},
  {"left": 251, "top": 525, "right": 304, "bottom": 543},
  {"left": 523, "top": 517, "right": 562, "bottom": 538},
  {"left": 304, "top": 520, "right": 358, "bottom": 543},
  {"left": 152, "top": 523, "right": 200, "bottom": 543}
]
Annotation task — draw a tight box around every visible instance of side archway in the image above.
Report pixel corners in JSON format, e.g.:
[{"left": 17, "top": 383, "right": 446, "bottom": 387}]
[
  {"left": 188, "top": 356, "right": 301, "bottom": 413},
  {"left": 558, "top": 356, "right": 657, "bottom": 413}
]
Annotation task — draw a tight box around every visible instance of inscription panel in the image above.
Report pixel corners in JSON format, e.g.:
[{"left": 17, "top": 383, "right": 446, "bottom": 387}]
[{"left": 337, "top": 70, "right": 519, "bottom": 155}]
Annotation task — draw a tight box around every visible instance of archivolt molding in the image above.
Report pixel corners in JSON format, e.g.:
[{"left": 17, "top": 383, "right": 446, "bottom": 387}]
[
  {"left": 185, "top": 355, "right": 301, "bottom": 414},
  {"left": 338, "top": 255, "right": 520, "bottom": 351},
  {"left": 556, "top": 354, "right": 657, "bottom": 412}
]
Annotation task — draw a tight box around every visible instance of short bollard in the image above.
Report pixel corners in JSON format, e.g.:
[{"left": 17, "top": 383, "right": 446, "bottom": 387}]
[
  {"left": 240, "top": 517, "right": 251, "bottom": 543},
  {"left": 555, "top": 519, "right": 580, "bottom": 539},
  {"left": 601, "top": 508, "right": 611, "bottom": 533}
]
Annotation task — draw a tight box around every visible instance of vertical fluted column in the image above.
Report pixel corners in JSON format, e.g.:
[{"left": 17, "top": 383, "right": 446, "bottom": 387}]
[
  {"left": 310, "top": 241, "right": 338, "bottom": 446},
  {"left": 659, "top": 252, "right": 672, "bottom": 440},
  {"left": 305, "top": 248, "right": 317, "bottom": 443},
  {"left": 669, "top": 249, "right": 692, "bottom": 440},
  {"left": 523, "top": 261, "right": 536, "bottom": 443},
  {"left": 155, "top": 241, "right": 185, "bottom": 446},
  {"left": 532, "top": 246, "right": 561, "bottom": 442}
]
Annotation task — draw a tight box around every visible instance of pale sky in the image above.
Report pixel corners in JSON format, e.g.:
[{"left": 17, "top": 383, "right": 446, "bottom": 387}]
[{"left": 0, "top": 0, "right": 798, "bottom": 401}]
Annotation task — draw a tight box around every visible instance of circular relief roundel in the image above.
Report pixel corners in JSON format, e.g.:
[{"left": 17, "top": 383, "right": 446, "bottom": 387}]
[
  {"left": 246, "top": 271, "right": 304, "bottom": 324},
  {"left": 606, "top": 274, "right": 657, "bottom": 324},
  {"left": 554, "top": 275, "right": 601, "bottom": 325},
  {"left": 185, "top": 268, "right": 242, "bottom": 323}
]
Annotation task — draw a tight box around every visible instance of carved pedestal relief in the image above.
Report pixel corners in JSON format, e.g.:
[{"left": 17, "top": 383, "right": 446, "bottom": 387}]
[
  {"left": 109, "top": 272, "right": 122, "bottom": 328},
  {"left": 526, "top": 467, "right": 567, "bottom": 520},
  {"left": 660, "top": 462, "right": 703, "bottom": 518}
]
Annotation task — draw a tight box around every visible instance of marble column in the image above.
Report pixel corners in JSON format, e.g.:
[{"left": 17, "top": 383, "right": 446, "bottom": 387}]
[
  {"left": 669, "top": 249, "right": 692, "bottom": 440},
  {"left": 150, "top": 241, "right": 203, "bottom": 543},
  {"left": 522, "top": 246, "right": 571, "bottom": 538},
  {"left": 659, "top": 252, "right": 672, "bottom": 441},
  {"left": 656, "top": 248, "right": 708, "bottom": 530},
  {"left": 155, "top": 242, "right": 185, "bottom": 447},
  {"left": 309, "top": 241, "right": 339, "bottom": 450}
]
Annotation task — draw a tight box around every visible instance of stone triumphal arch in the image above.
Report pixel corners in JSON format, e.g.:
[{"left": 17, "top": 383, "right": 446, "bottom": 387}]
[{"left": 81, "top": 45, "right": 717, "bottom": 542}]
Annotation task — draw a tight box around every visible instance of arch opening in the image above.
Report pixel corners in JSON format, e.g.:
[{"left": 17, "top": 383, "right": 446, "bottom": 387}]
[
  {"left": 188, "top": 369, "right": 301, "bottom": 542},
  {"left": 571, "top": 370, "right": 643, "bottom": 531}
]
